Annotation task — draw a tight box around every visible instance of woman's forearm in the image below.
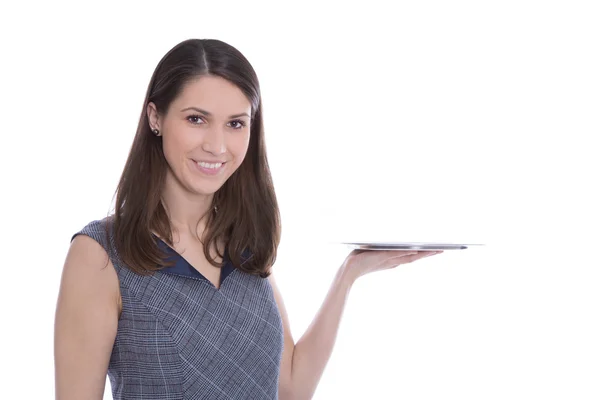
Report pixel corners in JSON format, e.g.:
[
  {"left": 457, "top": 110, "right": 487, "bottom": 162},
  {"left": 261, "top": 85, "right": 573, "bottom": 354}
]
[{"left": 289, "top": 264, "right": 357, "bottom": 399}]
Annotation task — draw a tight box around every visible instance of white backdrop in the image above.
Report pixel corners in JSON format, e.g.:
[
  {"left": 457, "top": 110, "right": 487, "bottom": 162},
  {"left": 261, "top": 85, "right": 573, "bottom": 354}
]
[{"left": 1, "top": 0, "right": 599, "bottom": 398}]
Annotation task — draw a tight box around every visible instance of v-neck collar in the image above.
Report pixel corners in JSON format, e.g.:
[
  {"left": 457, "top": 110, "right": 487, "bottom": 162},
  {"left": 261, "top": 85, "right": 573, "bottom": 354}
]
[{"left": 153, "top": 235, "right": 235, "bottom": 290}]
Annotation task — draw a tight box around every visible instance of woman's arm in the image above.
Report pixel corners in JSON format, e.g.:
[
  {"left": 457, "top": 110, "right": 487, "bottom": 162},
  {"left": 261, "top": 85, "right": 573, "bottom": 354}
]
[
  {"left": 270, "top": 250, "right": 441, "bottom": 400},
  {"left": 269, "top": 265, "right": 353, "bottom": 400},
  {"left": 54, "top": 235, "right": 121, "bottom": 400}
]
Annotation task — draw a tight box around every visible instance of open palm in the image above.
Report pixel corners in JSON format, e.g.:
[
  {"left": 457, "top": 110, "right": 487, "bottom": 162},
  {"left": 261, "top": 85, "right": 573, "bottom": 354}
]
[{"left": 342, "top": 249, "right": 443, "bottom": 281}]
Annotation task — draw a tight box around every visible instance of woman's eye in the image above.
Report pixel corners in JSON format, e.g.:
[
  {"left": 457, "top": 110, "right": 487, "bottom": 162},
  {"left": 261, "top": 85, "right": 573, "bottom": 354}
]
[
  {"left": 187, "top": 115, "right": 204, "bottom": 124},
  {"left": 229, "top": 119, "right": 247, "bottom": 129}
]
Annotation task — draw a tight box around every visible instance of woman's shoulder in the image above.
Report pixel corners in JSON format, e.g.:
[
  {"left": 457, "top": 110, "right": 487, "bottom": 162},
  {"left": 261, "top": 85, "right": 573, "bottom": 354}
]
[
  {"left": 68, "top": 215, "right": 120, "bottom": 267},
  {"left": 71, "top": 215, "right": 115, "bottom": 243},
  {"left": 65, "top": 215, "right": 120, "bottom": 290}
]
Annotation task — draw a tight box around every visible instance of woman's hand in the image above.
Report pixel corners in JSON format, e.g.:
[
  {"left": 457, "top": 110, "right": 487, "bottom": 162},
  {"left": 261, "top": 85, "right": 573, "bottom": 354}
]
[{"left": 341, "top": 249, "right": 443, "bottom": 283}]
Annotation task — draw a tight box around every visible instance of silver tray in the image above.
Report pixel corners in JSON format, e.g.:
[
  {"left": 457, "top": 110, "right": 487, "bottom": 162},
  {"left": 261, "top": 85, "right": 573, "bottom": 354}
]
[{"left": 341, "top": 242, "right": 484, "bottom": 251}]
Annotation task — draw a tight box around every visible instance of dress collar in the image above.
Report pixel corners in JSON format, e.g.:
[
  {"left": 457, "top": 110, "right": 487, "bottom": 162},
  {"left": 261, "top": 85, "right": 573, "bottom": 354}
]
[{"left": 154, "top": 235, "right": 236, "bottom": 287}]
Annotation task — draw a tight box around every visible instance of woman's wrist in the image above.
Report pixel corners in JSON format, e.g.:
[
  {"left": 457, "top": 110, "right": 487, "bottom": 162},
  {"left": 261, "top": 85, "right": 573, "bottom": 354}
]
[{"left": 338, "top": 261, "right": 359, "bottom": 290}]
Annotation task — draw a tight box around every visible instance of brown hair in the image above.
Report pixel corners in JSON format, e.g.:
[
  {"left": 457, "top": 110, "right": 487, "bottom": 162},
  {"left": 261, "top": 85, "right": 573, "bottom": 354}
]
[{"left": 102, "top": 39, "right": 280, "bottom": 278}]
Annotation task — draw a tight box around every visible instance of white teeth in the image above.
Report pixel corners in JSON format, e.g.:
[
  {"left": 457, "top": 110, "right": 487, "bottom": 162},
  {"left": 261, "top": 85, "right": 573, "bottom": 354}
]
[{"left": 197, "top": 161, "right": 223, "bottom": 169}]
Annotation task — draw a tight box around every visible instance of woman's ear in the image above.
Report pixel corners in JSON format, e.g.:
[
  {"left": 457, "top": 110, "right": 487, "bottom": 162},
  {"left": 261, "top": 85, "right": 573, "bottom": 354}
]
[{"left": 147, "top": 102, "right": 161, "bottom": 131}]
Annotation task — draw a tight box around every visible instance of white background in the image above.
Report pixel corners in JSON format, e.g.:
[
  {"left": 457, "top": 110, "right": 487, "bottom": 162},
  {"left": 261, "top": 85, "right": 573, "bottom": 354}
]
[{"left": 1, "top": 0, "right": 599, "bottom": 399}]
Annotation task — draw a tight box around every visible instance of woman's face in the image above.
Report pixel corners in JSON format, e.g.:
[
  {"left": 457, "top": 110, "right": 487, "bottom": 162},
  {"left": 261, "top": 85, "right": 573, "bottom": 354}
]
[{"left": 148, "top": 75, "right": 252, "bottom": 197}]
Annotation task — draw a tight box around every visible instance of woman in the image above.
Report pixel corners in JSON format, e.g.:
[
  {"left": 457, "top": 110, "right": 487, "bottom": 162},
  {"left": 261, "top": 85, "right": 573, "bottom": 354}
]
[{"left": 54, "top": 38, "right": 442, "bottom": 400}]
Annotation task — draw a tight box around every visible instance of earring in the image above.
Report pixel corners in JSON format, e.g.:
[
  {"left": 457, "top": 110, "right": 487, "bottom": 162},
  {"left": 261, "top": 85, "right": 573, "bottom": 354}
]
[
  {"left": 214, "top": 205, "right": 218, "bottom": 213},
  {"left": 152, "top": 128, "right": 160, "bottom": 136}
]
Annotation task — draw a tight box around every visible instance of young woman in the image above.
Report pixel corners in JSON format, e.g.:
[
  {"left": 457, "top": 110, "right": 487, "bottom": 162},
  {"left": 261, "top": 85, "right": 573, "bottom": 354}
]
[{"left": 54, "top": 38, "right": 442, "bottom": 400}]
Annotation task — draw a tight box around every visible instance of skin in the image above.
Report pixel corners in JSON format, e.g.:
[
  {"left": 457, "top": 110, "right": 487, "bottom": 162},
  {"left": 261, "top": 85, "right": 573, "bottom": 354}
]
[
  {"left": 148, "top": 75, "right": 252, "bottom": 240},
  {"left": 54, "top": 75, "right": 442, "bottom": 399}
]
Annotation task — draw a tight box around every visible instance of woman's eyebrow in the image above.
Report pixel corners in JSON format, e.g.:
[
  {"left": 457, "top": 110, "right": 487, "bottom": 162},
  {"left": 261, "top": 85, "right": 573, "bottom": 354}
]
[{"left": 180, "top": 106, "right": 250, "bottom": 119}]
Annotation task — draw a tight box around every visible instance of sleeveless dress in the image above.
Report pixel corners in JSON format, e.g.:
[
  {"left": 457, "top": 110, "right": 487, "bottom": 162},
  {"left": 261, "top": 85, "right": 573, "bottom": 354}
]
[{"left": 72, "top": 218, "right": 284, "bottom": 399}]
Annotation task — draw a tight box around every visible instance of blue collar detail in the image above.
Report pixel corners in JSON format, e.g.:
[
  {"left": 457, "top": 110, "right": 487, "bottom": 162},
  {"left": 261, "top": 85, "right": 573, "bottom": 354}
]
[{"left": 154, "top": 236, "right": 236, "bottom": 286}]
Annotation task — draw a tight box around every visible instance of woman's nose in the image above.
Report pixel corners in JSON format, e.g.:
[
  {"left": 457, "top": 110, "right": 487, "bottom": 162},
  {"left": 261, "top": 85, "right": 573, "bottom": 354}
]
[{"left": 201, "top": 127, "right": 226, "bottom": 155}]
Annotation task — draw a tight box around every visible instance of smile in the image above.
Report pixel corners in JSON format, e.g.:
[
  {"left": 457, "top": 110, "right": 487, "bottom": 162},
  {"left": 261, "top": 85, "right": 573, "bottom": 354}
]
[{"left": 190, "top": 159, "right": 226, "bottom": 176}]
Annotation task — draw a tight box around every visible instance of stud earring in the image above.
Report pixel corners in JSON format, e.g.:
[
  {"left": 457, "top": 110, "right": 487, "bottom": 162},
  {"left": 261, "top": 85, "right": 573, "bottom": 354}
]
[{"left": 152, "top": 128, "right": 160, "bottom": 136}]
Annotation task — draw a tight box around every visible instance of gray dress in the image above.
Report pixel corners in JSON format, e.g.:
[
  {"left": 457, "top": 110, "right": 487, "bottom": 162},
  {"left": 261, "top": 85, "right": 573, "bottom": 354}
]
[{"left": 72, "top": 218, "right": 284, "bottom": 399}]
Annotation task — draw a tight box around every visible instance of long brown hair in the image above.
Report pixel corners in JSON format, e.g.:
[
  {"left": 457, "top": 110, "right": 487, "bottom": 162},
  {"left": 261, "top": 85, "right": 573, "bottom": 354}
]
[{"left": 102, "top": 39, "right": 280, "bottom": 278}]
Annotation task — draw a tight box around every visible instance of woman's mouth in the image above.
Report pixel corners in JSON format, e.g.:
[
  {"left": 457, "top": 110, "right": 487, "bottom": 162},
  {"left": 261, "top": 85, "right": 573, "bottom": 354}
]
[{"left": 191, "top": 159, "right": 226, "bottom": 176}]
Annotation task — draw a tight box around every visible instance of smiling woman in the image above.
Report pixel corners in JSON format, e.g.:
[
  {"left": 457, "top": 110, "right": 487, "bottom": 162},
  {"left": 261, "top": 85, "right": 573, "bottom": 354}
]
[
  {"left": 54, "top": 38, "right": 284, "bottom": 400},
  {"left": 147, "top": 75, "right": 254, "bottom": 209},
  {"left": 53, "top": 38, "right": 441, "bottom": 400}
]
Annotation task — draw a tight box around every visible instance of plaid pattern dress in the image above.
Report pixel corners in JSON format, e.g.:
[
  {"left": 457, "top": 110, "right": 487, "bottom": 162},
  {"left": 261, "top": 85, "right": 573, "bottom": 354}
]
[{"left": 72, "top": 218, "right": 284, "bottom": 399}]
